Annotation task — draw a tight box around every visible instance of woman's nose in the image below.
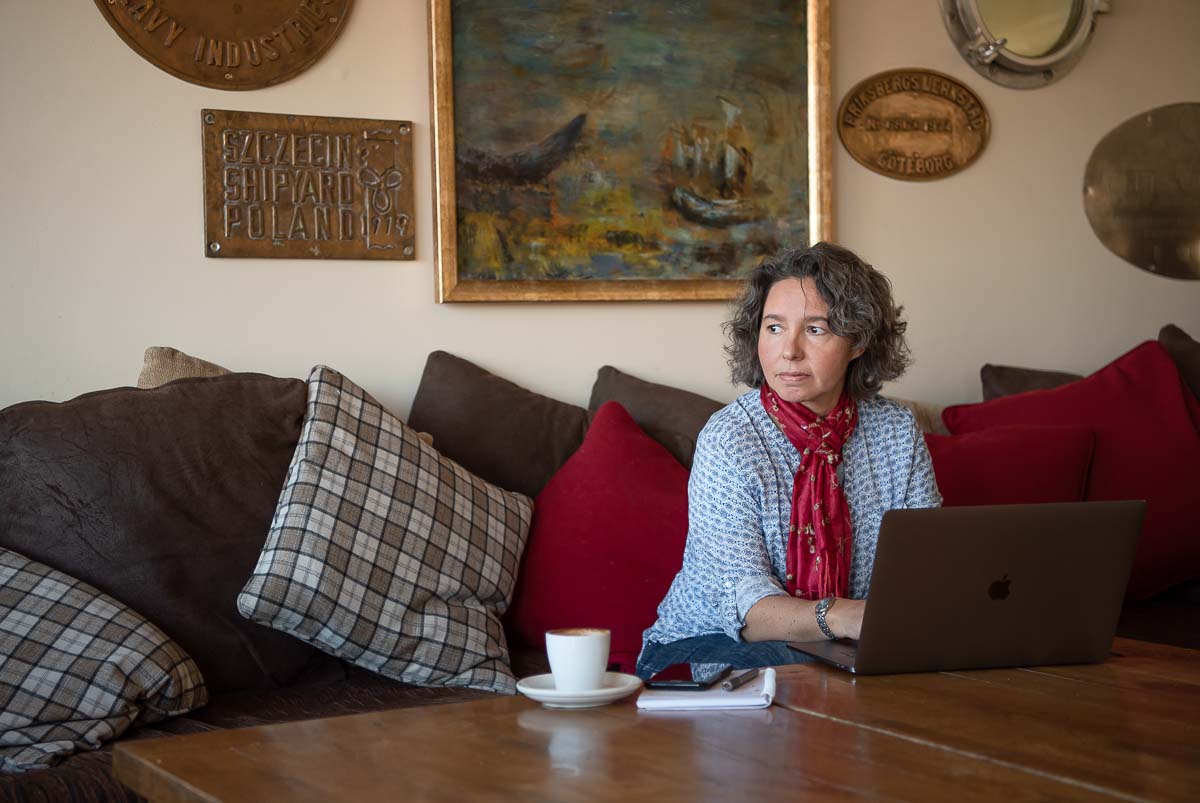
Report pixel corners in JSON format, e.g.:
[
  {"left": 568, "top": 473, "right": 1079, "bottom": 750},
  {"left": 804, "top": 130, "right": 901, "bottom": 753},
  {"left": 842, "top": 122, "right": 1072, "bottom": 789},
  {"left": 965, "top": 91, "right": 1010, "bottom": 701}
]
[{"left": 782, "top": 338, "right": 804, "bottom": 360}]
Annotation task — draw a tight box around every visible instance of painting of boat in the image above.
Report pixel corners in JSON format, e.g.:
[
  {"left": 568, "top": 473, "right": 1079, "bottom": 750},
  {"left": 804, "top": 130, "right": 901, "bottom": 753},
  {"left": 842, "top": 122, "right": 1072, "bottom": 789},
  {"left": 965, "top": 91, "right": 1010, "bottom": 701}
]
[
  {"left": 457, "top": 114, "right": 587, "bottom": 184},
  {"left": 664, "top": 96, "right": 766, "bottom": 227},
  {"left": 670, "top": 188, "right": 763, "bottom": 227},
  {"left": 447, "top": 0, "right": 816, "bottom": 288}
]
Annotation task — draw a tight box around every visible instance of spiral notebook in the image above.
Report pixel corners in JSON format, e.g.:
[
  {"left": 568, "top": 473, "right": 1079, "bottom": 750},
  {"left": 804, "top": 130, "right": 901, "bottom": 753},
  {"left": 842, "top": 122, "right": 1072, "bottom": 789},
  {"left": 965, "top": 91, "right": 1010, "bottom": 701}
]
[{"left": 635, "top": 668, "right": 776, "bottom": 711}]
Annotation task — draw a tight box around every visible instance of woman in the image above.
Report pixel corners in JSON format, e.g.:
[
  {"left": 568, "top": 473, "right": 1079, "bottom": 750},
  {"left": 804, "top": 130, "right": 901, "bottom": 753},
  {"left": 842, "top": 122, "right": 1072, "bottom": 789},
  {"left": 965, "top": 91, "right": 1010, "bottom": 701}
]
[{"left": 636, "top": 242, "right": 941, "bottom": 678}]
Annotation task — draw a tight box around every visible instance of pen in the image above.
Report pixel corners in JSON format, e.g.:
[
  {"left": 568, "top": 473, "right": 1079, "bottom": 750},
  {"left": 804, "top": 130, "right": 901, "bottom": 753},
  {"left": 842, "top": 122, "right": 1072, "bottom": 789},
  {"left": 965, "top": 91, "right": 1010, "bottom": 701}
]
[{"left": 721, "top": 668, "right": 760, "bottom": 691}]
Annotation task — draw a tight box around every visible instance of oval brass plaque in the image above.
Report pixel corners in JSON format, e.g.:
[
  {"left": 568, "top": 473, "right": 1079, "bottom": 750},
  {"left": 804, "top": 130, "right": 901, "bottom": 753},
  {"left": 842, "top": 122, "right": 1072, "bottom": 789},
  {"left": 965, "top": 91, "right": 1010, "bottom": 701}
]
[
  {"left": 837, "top": 69, "right": 989, "bottom": 181},
  {"left": 1083, "top": 103, "right": 1200, "bottom": 281},
  {"left": 94, "top": 0, "right": 353, "bottom": 91}
]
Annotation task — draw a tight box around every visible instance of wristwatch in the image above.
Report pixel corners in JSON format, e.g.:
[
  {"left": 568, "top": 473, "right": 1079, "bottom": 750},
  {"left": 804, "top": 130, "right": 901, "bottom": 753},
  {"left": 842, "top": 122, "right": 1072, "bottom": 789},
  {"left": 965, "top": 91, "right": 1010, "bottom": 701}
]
[{"left": 814, "top": 596, "right": 838, "bottom": 640}]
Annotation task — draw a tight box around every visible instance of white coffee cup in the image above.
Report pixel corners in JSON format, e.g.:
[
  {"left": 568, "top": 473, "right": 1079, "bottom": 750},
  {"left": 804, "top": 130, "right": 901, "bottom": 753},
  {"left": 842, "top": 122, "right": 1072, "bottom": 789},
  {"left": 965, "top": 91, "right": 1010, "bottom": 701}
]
[{"left": 545, "top": 628, "right": 610, "bottom": 692}]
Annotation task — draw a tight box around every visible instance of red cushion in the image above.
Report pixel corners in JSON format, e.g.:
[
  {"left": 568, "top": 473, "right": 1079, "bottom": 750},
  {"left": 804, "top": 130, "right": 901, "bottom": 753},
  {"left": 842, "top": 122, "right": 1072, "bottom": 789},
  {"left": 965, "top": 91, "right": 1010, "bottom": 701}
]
[
  {"left": 504, "top": 402, "right": 689, "bottom": 674},
  {"left": 942, "top": 342, "right": 1200, "bottom": 599},
  {"left": 925, "top": 426, "right": 1094, "bottom": 507}
]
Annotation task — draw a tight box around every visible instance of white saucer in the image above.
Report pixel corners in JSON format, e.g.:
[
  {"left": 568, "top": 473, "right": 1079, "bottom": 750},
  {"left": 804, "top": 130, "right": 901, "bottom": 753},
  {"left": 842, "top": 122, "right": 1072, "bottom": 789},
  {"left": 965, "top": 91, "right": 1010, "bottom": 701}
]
[{"left": 516, "top": 672, "right": 643, "bottom": 709}]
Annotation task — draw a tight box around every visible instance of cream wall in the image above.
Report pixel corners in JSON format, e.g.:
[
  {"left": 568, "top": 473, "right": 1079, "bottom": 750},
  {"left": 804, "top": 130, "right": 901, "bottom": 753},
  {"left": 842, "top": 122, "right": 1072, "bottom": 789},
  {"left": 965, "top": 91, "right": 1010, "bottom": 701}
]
[{"left": 2, "top": 1, "right": 1198, "bottom": 415}]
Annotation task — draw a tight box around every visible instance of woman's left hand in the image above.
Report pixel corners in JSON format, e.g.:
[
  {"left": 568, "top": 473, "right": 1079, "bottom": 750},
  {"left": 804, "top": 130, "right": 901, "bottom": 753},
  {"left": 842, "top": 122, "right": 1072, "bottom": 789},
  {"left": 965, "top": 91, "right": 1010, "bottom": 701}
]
[{"left": 827, "top": 598, "right": 866, "bottom": 640}]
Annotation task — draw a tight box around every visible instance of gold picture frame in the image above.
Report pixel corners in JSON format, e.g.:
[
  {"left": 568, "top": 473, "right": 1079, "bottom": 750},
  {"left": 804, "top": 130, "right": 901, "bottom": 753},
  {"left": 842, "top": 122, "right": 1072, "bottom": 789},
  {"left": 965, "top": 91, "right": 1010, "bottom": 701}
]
[{"left": 428, "top": 0, "right": 832, "bottom": 303}]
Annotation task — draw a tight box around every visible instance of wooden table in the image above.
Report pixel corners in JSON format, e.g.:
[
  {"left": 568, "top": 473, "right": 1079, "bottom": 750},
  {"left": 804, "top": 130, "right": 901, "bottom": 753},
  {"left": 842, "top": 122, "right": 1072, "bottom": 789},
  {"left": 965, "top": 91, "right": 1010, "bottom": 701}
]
[{"left": 114, "top": 638, "right": 1200, "bottom": 802}]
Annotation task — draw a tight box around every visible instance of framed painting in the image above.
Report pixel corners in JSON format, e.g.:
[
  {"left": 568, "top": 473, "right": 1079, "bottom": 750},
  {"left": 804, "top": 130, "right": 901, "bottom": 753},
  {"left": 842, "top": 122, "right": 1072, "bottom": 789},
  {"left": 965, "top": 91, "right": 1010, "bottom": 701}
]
[{"left": 428, "top": 0, "right": 832, "bottom": 302}]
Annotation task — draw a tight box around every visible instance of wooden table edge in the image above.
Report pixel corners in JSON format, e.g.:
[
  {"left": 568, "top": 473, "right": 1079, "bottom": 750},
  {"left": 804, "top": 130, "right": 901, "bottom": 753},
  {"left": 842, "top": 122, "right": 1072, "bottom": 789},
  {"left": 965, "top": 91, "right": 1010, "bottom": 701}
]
[{"left": 114, "top": 742, "right": 221, "bottom": 803}]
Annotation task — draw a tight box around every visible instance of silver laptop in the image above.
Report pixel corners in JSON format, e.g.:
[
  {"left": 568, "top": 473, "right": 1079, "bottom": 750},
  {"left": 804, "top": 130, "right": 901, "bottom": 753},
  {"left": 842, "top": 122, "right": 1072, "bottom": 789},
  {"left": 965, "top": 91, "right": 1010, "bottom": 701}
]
[{"left": 789, "top": 501, "right": 1145, "bottom": 675}]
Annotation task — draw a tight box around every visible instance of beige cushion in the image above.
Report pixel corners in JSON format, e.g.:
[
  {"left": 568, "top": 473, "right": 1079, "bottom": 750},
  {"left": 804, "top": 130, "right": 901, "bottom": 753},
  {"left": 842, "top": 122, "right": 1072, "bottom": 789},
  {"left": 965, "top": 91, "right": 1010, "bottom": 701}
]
[
  {"left": 887, "top": 396, "right": 948, "bottom": 436},
  {"left": 135, "top": 347, "right": 436, "bottom": 447},
  {"left": 137, "top": 347, "right": 231, "bottom": 389}
]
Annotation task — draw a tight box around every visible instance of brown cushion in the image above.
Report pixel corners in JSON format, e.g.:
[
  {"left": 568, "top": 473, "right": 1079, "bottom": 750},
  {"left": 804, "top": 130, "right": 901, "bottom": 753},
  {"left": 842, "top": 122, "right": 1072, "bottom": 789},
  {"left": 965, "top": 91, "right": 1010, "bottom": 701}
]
[
  {"left": 980, "top": 364, "right": 1083, "bottom": 401},
  {"left": 137, "top": 346, "right": 231, "bottom": 389},
  {"left": 406, "top": 351, "right": 591, "bottom": 498},
  {"left": 587, "top": 366, "right": 723, "bottom": 468},
  {"left": 0, "top": 374, "right": 316, "bottom": 694},
  {"left": 1159, "top": 324, "right": 1200, "bottom": 404}
]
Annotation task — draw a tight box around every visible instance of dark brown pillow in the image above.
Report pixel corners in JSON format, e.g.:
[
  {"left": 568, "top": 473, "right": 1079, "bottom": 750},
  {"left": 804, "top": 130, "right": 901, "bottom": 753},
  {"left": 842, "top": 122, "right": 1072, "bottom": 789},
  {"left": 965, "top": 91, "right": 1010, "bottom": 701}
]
[
  {"left": 588, "top": 366, "right": 724, "bottom": 468},
  {"left": 0, "top": 374, "right": 316, "bottom": 693},
  {"left": 980, "top": 364, "right": 1083, "bottom": 401},
  {"left": 406, "top": 351, "right": 591, "bottom": 498},
  {"left": 1159, "top": 324, "right": 1200, "bottom": 404}
]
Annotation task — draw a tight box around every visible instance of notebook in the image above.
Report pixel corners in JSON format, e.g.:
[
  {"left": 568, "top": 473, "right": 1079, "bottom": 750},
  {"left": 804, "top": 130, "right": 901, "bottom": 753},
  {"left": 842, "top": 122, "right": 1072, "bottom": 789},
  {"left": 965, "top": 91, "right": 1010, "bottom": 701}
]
[
  {"left": 789, "top": 500, "right": 1145, "bottom": 675},
  {"left": 636, "top": 668, "right": 776, "bottom": 711}
]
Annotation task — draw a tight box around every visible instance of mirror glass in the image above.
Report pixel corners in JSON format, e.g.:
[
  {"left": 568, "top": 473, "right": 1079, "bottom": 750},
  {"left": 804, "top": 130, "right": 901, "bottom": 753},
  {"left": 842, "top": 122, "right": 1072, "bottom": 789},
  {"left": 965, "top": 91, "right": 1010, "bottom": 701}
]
[
  {"left": 941, "top": 0, "right": 1104, "bottom": 88},
  {"left": 976, "top": 0, "right": 1081, "bottom": 57}
]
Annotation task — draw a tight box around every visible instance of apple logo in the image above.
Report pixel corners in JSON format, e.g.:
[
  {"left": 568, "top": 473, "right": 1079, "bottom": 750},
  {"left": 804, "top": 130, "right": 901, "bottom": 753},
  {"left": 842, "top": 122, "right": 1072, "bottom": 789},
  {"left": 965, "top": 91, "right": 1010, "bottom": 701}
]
[{"left": 988, "top": 574, "right": 1012, "bottom": 600}]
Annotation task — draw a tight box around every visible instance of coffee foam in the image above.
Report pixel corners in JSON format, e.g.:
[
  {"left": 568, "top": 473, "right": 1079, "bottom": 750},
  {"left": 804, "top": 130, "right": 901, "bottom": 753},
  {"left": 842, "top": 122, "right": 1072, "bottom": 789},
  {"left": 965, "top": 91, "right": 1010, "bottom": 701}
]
[{"left": 547, "top": 627, "right": 609, "bottom": 636}]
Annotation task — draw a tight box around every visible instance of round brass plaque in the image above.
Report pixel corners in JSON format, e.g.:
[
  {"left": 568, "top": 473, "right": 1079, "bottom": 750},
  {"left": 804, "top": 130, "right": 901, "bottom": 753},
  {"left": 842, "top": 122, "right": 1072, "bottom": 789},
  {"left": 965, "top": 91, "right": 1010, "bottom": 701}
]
[
  {"left": 837, "top": 69, "right": 989, "bottom": 182},
  {"left": 1083, "top": 103, "right": 1200, "bottom": 281},
  {"left": 93, "top": 0, "right": 353, "bottom": 91}
]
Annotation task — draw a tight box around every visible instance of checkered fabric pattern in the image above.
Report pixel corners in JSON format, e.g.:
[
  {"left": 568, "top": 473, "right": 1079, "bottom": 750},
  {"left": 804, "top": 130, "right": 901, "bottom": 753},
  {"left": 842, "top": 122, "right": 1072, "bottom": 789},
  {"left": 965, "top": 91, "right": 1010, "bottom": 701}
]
[
  {"left": 238, "top": 366, "right": 534, "bottom": 694},
  {"left": 0, "top": 549, "right": 207, "bottom": 773}
]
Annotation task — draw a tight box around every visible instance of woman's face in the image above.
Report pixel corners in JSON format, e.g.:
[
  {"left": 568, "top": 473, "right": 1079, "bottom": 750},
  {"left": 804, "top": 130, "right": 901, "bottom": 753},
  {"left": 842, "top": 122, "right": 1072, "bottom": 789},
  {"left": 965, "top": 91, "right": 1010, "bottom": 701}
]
[{"left": 757, "top": 277, "right": 864, "bottom": 416}]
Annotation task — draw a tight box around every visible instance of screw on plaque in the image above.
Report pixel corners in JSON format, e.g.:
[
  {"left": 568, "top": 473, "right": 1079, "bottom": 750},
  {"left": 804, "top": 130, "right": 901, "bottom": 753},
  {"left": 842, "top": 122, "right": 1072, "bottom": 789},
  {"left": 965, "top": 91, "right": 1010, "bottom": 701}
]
[
  {"left": 204, "top": 113, "right": 215, "bottom": 125},
  {"left": 208, "top": 241, "right": 221, "bottom": 254}
]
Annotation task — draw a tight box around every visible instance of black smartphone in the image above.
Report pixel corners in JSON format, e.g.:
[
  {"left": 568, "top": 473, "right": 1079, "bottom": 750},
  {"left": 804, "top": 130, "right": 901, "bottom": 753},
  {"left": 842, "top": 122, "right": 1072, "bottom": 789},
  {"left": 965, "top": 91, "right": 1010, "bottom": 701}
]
[{"left": 643, "top": 663, "right": 732, "bottom": 690}]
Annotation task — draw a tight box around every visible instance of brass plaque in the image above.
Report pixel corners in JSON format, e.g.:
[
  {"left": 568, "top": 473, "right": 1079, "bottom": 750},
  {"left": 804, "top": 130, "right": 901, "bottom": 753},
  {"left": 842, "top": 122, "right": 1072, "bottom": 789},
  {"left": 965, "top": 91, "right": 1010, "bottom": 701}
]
[
  {"left": 837, "top": 69, "right": 989, "bottom": 181},
  {"left": 94, "top": 1, "right": 352, "bottom": 90},
  {"left": 202, "top": 109, "right": 415, "bottom": 260},
  {"left": 1084, "top": 103, "right": 1200, "bottom": 281}
]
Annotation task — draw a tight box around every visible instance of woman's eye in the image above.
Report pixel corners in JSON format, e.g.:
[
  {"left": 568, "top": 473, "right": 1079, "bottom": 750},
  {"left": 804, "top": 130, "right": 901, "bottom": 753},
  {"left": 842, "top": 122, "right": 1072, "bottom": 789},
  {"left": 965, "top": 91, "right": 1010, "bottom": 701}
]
[
  {"left": 766, "top": 324, "right": 783, "bottom": 334},
  {"left": 807, "top": 326, "right": 826, "bottom": 336}
]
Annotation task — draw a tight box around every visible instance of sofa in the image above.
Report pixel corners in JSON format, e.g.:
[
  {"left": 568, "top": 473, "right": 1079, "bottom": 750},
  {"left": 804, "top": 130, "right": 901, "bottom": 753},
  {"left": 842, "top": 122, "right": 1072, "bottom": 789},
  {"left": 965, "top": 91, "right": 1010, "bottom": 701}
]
[{"left": 2, "top": 327, "right": 1198, "bottom": 802}]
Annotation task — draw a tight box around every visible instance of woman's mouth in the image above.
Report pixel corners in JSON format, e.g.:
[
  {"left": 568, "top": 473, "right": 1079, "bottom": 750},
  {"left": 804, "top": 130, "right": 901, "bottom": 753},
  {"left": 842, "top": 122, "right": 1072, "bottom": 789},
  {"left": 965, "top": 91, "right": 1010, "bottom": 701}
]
[{"left": 778, "top": 372, "right": 810, "bottom": 381}]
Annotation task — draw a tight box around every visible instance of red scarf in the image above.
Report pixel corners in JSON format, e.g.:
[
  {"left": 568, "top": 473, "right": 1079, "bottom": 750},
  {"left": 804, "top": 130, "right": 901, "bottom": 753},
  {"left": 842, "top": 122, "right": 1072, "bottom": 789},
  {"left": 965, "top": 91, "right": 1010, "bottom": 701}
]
[{"left": 760, "top": 385, "right": 858, "bottom": 600}]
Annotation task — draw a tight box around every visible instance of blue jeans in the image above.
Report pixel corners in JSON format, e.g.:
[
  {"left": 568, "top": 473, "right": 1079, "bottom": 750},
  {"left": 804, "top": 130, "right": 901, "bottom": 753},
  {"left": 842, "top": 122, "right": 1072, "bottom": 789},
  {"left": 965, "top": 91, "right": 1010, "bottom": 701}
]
[{"left": 635, "top": 634, "right": 814, "bottom": 680}]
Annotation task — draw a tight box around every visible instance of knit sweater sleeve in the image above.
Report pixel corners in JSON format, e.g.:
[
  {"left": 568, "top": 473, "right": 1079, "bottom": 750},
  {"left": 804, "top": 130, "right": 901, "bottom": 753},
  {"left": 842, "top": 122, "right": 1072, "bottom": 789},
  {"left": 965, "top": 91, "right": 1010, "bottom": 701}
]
[{"left": 682, "top": 421, "right": 788, "bottom": 641}]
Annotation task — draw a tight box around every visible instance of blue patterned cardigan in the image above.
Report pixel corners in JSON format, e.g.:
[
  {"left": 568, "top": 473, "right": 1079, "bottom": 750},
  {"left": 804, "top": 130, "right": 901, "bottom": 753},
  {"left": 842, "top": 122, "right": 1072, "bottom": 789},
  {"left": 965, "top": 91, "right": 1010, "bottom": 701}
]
[{"left": 642, "top": 390, "right": 942, "bottom": 649}]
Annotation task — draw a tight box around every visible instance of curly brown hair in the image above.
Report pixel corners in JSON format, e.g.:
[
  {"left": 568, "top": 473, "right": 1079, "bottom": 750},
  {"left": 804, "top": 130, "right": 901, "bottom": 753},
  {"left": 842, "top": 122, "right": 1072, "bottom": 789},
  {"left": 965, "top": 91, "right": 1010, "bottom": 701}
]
[{"left": 723, "top": 242, "right": 911, "bottom": 400}]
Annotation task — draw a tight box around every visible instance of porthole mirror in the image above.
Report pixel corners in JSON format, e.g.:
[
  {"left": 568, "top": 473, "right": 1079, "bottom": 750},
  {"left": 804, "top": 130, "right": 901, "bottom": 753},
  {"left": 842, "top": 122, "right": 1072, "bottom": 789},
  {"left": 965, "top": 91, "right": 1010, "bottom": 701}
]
[{"left": 940, "top": 0, "right": 1110, "bottom": 89}]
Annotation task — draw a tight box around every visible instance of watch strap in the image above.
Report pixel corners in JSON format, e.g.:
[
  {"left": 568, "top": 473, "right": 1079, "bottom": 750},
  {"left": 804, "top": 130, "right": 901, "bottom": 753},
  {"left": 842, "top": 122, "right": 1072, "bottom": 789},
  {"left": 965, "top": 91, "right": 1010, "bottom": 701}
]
[{"left": 814, "top": 596, "right": 837, "bottom": 640}]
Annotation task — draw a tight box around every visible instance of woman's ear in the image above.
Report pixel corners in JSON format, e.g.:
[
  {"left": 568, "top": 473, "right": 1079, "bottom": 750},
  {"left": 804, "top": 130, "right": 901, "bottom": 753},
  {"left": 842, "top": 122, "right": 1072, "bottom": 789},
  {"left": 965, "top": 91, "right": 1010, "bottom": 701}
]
[{"left": 851, "top": 345, "right": 866, "bottom": 360}]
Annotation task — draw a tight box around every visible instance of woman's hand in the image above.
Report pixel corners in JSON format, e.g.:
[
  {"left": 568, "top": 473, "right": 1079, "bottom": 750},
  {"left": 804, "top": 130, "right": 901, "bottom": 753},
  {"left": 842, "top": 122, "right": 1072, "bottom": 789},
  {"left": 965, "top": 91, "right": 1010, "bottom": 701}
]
[
  {"left": 826, "top": 598, "right": 865, "bottom": 641},
  {"left": 743, "top": 595, "right": 866, "bottom": 642}
]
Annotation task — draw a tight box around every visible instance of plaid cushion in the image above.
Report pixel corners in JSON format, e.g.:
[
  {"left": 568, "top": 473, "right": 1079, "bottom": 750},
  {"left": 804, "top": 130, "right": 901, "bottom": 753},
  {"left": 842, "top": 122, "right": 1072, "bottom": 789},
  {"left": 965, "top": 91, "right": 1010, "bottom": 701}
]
[
  {"left": 0, "top": 549, "right": 207, "bottom": 773},
  {"left": 238, "top": 366, "right": 534, "bottom": 694}
]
